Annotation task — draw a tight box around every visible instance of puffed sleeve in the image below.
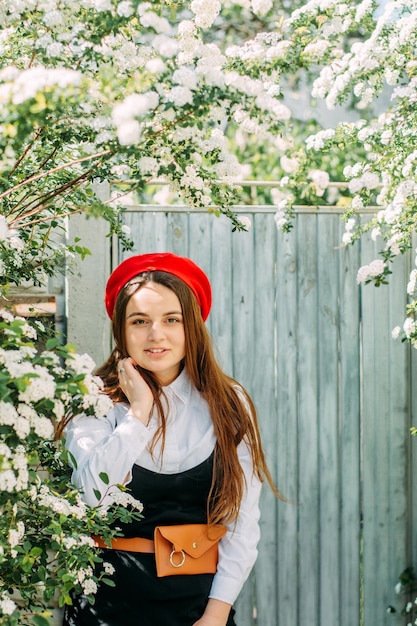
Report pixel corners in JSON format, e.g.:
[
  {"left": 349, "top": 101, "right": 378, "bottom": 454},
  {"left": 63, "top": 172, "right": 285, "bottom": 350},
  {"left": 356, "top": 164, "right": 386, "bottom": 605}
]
[
  {"left": 64, "top": 404, "right": 152, "bottom": 507},
  {"left": 208, "top": 437, "right": 262, "bottom": 605}
]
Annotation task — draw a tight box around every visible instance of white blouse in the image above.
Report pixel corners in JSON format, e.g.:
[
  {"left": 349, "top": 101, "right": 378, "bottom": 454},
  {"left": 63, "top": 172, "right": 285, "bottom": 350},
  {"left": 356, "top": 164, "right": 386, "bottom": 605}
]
[{"left": 64, "top": 368, "right": 262, "bottom": 605}]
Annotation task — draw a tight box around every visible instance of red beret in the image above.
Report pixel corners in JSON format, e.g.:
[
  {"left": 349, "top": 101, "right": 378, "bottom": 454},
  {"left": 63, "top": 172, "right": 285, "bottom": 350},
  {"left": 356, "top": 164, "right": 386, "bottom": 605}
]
[{"left": 105, "top": 252, "right": 212, "bottom": 321}]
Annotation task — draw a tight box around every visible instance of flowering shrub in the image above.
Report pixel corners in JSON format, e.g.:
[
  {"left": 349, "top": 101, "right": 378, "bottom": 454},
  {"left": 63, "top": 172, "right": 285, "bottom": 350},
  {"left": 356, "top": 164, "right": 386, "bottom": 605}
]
[
  {"left": 0, "top": 0, "right": 305, "bottom": 292},
  {"left": 2, "top": 0, "right": 417, "bottom": 622},
  {"left": 387, "top": 567, "right": 417, "bottom": 623},
  {"left": 253, "top": 0, "right": 417, "bottom": 346},
  {"left": 0, "top": 311, "right": 144, "bottom": 625},
  {"left": 2, "top": 0, "right": 417, "bottom": 342}
]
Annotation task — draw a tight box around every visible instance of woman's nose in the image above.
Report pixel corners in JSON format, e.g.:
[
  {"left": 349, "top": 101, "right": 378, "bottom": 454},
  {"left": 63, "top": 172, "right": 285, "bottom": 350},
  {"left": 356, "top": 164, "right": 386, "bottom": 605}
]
[{"left": 148, "top": 322, "right": 165, "bottom": 340}]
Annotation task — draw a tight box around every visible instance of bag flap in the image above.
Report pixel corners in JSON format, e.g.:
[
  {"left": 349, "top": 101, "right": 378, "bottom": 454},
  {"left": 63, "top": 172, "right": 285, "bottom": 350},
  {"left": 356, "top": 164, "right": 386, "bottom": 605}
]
[{"left": 156, "top": 524, "right": 226, "bottom": 559}]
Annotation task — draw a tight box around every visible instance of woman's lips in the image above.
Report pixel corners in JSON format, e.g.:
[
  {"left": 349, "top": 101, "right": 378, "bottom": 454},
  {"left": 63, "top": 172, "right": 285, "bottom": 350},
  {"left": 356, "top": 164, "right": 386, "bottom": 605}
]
[{"left": 144, "top": 348, "right": 168, "bottom": 358}]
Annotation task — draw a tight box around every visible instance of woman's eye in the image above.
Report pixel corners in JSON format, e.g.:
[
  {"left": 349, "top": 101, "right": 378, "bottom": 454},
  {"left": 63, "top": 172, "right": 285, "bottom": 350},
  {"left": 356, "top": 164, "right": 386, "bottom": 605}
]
[
  {"left": 133, "top": 318, "right": 148, "bottom": 325},
  {"left": 166, "top": 318, "right": 180, "bottom": 324}
]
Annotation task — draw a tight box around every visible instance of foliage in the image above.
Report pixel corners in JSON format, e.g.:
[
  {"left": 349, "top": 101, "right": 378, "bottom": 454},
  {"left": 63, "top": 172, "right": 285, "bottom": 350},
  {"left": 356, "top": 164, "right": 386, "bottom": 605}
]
[
  {"left": 387, "top": 567, "right": 417, "bottom": 622},
  {"left": 2, "top": 0, "right": 417, "bottom": 343},
  {"left": 0, "top": 0, "right": 303, "bottom": 293},
  {"left": 0, "top": 312, "right": 144, "bottom": 625},
  {"left": 2, "top": 0, "right": 417, "bottom": 622},
  {"left": 259, "top": 0, "right": 417, "bottom": 345}
]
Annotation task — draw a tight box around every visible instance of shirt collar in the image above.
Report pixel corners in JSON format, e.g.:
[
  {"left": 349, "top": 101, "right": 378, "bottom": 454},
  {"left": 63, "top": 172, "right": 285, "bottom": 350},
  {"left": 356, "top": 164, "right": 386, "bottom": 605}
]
[{"left": 163, "top": 366, "right": 192, "bottom": 404}]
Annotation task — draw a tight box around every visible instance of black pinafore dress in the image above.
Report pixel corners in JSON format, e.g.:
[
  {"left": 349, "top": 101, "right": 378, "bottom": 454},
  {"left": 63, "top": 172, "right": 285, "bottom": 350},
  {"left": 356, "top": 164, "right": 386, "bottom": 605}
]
[{"left": 63, "top": 452, "right": 236, "bottom": 626}]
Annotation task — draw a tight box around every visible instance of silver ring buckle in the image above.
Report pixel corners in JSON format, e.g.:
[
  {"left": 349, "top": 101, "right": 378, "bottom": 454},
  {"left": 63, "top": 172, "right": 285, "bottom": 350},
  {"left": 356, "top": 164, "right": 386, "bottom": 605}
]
[{"left": 169, "top": 549, "right": 186, "bottom": 568}]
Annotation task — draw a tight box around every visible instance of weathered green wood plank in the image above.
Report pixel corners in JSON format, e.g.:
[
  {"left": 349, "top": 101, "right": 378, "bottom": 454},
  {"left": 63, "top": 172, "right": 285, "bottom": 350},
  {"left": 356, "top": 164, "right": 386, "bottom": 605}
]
[
  {"left": 296, "top": 214, "right": 320, "bottom": 626},
  {"left": 229, "top": 221, "right": 256, "bottom": 626},
  {"left": 275, "top": 224, "right": 299, "bottom": 626},
  {"left": 166, "top": 212, "right": 189, "bottom": 255},
  {"left": 411, "top": 326, "right": 417, "bottom": 575},
  {"left": 123, "top": 210, "right": 168, "bottom": 254},
  {"left": 360, "top": 230, "right": 410, "bottom": 626},
  {"left": 338, "top": 228, "right": 361, "bottom": 626},
  {"left": 361, "top": 231, "right": 390, "bottom": 626},
  {"left": 234, "top": 578, "right": 254, "bottom": 626},
  {"left": 250, "top": 213, "right": 278, "bottom": 626},
  {"left": 67, "top": 213, "right": 112, "bottom": 366},
  {"left": 187, "top": 212, "right": 211, "bottom": 285},
  {"left": 317, "top": 215, "right": 340, "bottom": 625},
  {"left": 410, "top": 236, "right": 417, "bottom": 568},
  {"left": 386, "top": 250, "right": 411, "bottom": 622},
  {"left": 230, "top": 225, "right": 255, "bottom": 389},
  {"left": 208, "top": 215, "right": 234, "bottom": 375}
]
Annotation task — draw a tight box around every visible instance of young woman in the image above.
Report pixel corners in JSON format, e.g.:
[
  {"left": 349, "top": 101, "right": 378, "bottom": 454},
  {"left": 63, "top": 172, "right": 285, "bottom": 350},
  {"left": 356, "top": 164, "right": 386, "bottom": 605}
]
[{"left": 63, "top": 252, "right": 278, "bottom": 626}]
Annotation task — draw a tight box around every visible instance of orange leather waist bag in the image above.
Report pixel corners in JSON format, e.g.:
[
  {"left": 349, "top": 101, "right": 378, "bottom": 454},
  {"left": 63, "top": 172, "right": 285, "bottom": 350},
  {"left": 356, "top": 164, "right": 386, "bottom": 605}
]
[{"left": 154, "top": 523, "right": 227, "bottom": 577}]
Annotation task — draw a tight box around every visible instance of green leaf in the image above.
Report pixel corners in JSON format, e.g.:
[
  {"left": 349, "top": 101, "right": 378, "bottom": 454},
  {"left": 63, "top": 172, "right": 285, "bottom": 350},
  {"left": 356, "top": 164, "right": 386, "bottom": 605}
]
[
  {"left": 45, "top": 337, "right": 60, "bottom": 350},
  {"left": 68, "top": 450, "right": 78, "bottom": 469},
  {"left": 93, "top": 488, "right": 101, "bottom": 501},
  {"left": 99, "top": 472, "right": 109, "bottom": 485},
  {"left": 100, "top": 578, "right": 116, "bottom": 587},
  {"left": 37, "top": 566, "right": 47, "bottom": 582},
  {"left": 59, "top": 594, "right": 73, "bottom": 607},
  {"left": 32, "top": 615, "right": 52, "bottom": 626}
]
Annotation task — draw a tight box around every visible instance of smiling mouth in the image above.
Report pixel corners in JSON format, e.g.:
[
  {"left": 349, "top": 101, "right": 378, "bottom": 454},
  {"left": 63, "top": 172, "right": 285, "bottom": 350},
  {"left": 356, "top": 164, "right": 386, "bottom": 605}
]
[{"left": 145, "top": 348, "right": 167, "bottom": 354}]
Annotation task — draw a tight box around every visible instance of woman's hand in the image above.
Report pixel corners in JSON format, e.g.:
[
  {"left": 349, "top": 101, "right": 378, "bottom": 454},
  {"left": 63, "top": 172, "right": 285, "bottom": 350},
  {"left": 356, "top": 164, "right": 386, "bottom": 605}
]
[
  {"left": 192, "top": 599, "right": 232, "bottom": 626},
  {"left": 118, "top": 357, "right": 154, "bottom": 426}
]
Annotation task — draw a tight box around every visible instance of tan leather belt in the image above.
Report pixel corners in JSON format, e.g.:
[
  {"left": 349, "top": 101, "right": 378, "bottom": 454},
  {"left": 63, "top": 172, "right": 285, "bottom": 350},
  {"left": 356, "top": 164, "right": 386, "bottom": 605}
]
[{"left": 92, "top": 535, "right": 155, "bottom": 553}]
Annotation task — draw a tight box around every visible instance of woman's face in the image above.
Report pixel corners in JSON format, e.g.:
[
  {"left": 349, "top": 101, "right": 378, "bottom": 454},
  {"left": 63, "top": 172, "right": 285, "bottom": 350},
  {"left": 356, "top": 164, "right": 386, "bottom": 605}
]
[{"left": 124, "top": 281, "right": 186, "bottom": 385}]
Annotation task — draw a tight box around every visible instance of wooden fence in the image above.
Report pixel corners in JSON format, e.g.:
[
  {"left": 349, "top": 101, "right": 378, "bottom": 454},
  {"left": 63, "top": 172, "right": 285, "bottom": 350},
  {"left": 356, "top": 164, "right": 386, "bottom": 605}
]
[{"left": 68, "top": 206, "right": 417, "bottom": 626}]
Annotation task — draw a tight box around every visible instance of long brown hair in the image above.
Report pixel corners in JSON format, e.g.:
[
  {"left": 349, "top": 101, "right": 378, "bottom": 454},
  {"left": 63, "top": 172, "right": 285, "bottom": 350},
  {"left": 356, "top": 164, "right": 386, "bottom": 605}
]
[{"left": 96, "top": 271, "right": 280, "bottom": 524}]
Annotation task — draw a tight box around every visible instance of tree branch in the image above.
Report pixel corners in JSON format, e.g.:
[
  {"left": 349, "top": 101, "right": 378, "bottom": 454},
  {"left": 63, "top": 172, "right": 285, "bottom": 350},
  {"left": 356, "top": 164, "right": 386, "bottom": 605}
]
[{"left": 0, "top": 149, "right": 112, "bottom": 200}]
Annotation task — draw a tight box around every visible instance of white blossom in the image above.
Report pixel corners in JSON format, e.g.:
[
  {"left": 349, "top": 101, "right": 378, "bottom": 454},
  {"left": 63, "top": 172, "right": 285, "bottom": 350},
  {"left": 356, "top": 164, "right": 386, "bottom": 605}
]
[
  {"left": 103, "top": 562, "right": 116, "bottom": 575},
  {"left": 165, "top": 85, "right": 194, "bottom": 107},
  {"left": 66, "top": 352, "right": 96, "bottom": 375},
  {"left": 31, "top": 416, "right": 54, "bottom": 439},
  {"left": 18, "top": 368, "right": 56, "bottom": 403},
  {"left": 0, "top": 469, "right": 16, "bottom": 492},
  {"left": 7, "top": 67, "right": 82, "bottom": 105},
  {"left": 309, "top": 169, "right": 330, "bottom": 196},
  {"left": 274, "top": 208, "right": 289, "bottom": 230},
  {"left": 14, "top": 416, "right": 30, "bottom": 439},
  {"left": 153, "top": 34, "right": 179, "bottom": 58},
  {"left": 0, "top": 401, "right": 19, "bottom": 425},
  {"left": 62, "top": 537, "right": 78, "bottom": 549},
  {"left": 112, "top": 92, "right": 159, "bottom": 126},
  {"left": 407, "top": 269, "right": 417, "bottom": 296},
  {"left": 404, "top": 317, "right": 416, "bottom": 338},
  {"left": 172, "top": 67, "right": 198, "bottom": 90},
  {"left": 43, "top": 9, "right": 63, "bottom": 26},
  {"left": 305, "top": 128, "right": 336, "bottom": 150},
  {"left": 251, "top": 0, "right": 272, "bottom": 16},
  {"left": 392, "top": 326, "right": 401, "bottom": 340},
  {"left": 106, "top": 490, "right": 144, "bottom": 512},
  {"left": 237, "top": 216, "right": 252, "bottom": 230},
  {"left": 82, "top": 578, "right": 98, "bottom": 595},
  {"left": 280, "top": 156, "right": 300, "bottom": 173},
  {"left": 116, "top": 1, "right": 133, "bottom": 17},
  {"left": 138, "top": 156, "right": 158, "bottom": 175},
  {"left": 140, "top": 11, "right": 170, "bottom": 34},
  {"left": 116, "top": 120, "right": 142, "bottom": 145},
  {"left": 0, "top": 443, "right": 11, "bottom": 459},
  {"left": 371, "top": 227, "right": 380, "bottom": 241},
  {"left": 0, "top": 596, "right": 17, "bottom": 616},
  {"left": 8, "top": 521, "right": 25, "bottom": 547},
  {"left": 356, "top": 259, "right": 386, "bottom": 284},
  {"left": 190, "top": 0, "right": 221, "bottom": 28},
  {"left": 0, "top": 217, "right": 10, "bottom": 241}
]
